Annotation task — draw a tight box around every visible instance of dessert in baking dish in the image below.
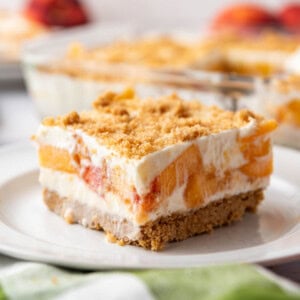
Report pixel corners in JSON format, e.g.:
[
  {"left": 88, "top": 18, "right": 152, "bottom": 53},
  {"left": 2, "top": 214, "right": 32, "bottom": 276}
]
[
  {"left": 64, "top": 35, "right": 226, "bottom": 70},
  {"left": 34, "top": 90, "right": 277, "bottom": 250},
  {"left": 25, "top": 35, "right": 233, "bottom": 117},
  {"left": 24, "top": 30, "right": 300, "bottom": 117},
  {"left": 60, "top": 32, "right": 300, "bottom": 77},
  {"left": 259, "top": 75, "right": 300, "bottom": 149},
  {"left": 223, "top": 32, "right": 300, "bottom": 77},
  {"left": 27, "top": 31, "right": 300, "bottom": 94}
]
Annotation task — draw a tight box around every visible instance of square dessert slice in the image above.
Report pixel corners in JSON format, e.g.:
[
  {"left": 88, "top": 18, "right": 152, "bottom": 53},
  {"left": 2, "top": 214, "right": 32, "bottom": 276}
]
[{"left": 34, "top": 90, "right": 277, "bottom": 250}]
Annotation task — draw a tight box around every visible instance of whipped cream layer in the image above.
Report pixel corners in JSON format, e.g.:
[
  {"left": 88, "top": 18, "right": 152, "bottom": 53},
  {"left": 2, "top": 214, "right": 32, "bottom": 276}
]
[
  {"left": 40, "top": 165, "right": 268, "bottom": 227},
  {"left": 226, "top": 48, "right": 290, "bottom": 67}
]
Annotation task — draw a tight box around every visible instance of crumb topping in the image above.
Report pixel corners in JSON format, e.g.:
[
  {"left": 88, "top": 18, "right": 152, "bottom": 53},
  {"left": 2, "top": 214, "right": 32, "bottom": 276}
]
[
  {"left": 66, "top": 36, "right": 211, "bottom": 68},
  {"left": 39, "top": 32, "right": 300, "bottom": 81},
  {"left": 227, "top": 32, "right": 300, "bottom": 53},
  {"left": 42, "top": 90, "right": 262, "bottom": 159}
]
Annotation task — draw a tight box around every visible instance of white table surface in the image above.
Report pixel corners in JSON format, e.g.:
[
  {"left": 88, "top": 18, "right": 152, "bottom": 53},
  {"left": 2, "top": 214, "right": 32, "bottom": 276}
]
[{"left": 0, "top": 84, "right": 299, "bottom": 283}]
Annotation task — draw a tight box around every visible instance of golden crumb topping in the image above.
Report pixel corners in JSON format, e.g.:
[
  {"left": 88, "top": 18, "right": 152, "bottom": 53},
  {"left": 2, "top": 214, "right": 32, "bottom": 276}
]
[
  {"left": 227, "top": 32, "right": 300, "bottom": 53},
  {"left": 66, "top": 36, "right": 209, "bottom": 69},
  {"left": 43, "top": 90, "right": 263, "bottom": 159}
]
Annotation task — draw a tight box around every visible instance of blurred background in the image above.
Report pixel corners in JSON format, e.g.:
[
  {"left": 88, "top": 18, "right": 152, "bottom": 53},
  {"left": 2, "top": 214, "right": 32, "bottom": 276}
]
[
  {"left": 1, "top": 0, "right": 300, "bottom": 147},
  {"left": 0, "top": 0, "right": 290, "bottom": 29}
]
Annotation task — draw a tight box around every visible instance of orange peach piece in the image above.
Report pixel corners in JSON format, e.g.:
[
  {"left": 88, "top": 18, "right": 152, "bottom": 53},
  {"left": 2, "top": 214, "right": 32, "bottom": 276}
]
[
  {"left": 184, "top": 173, "right": 204, "bottom": 208},
  {"left": 39, "top": 145, "right": 76, "bottom": 173},
  {"left": 240, "top": 156, "right": 273, "bottom": 178},
  {"left": 240, "top": 138, "right": 271, "bottom": 159},
  {"left": 256, "top": 119, "right": 278, "bottom": 136},
  {"left": 155, "top": 144, "right": 202, "bottom": 200},
  {"left": 184, "top": 172, "right": 218, "bottom": 209},
  {"left": 240, "top": 119, "right": 277, "bottom": 143}
]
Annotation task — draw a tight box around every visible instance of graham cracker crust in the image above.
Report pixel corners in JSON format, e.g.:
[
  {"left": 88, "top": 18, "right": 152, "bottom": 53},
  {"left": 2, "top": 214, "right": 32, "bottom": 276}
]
[{"left": 43, "top": 188, "right": 264, "bottom": 251}]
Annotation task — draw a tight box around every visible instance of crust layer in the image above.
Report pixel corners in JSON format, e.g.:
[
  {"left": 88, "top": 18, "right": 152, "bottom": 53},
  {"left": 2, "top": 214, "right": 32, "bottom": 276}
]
[{"left": 44, "top": 188, "right": 264, "bottom": 251}]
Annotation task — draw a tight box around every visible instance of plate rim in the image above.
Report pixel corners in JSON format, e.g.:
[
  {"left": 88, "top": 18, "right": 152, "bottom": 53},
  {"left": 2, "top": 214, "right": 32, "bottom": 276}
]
[{"left": 0, "top": 142, "right": 300, "bottom": 270}]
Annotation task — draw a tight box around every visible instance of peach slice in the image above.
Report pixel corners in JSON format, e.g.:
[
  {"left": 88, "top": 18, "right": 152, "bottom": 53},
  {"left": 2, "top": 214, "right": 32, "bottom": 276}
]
[
  {"left": 138, "top": 144, "right": 203, "bottom": 213},
  {"left": 154, "top": 144, "right": 202, "bottom": 200},
  {"left": 184, "top": 173, "right": 203, "bottom": 208},
  {"left": 240, "top": 138, "right": 271, "bottom": 160},
  {"left": 240, "top": 119, "right": 277, "bottom": 143},
  {"left": 82, "top": 166, "right": 104, "bottom": 194},
  {"left": 184, "top": 172, "right": 219, "bottom": 209},
  {"left": 256, "top": 119, "right": 278, "bottom": 136},
  {"left": 39, "top": 145, "right": 75, "bottom": 173},
  {"left": 240, "top": 156, "right": 273, "bottom": 178}
]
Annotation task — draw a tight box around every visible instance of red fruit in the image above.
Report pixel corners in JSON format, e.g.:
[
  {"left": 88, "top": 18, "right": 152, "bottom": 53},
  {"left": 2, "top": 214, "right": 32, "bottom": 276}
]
[
  {"left": 211, "top": 4, "right": 275, "bottom": 32},
  {"left": 279, "top": 4, "right": 300, "bottom": 33},
  {"left": 82, "top": 166, "right": 103, "bottom": 193},
  {"left": 24, "top": 0, "right": 89, "bottom": 27}
]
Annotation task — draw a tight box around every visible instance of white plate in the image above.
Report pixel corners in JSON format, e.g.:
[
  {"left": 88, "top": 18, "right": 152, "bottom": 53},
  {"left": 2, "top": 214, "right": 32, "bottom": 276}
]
[{"left": 0, "top": 143, "right": 300, "bottom": 270}]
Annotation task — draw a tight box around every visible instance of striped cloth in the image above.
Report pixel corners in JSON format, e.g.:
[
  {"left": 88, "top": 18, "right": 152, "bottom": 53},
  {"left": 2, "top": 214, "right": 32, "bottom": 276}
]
[{"left": 0, "top": 263, "right": 299, "bottom": 300}]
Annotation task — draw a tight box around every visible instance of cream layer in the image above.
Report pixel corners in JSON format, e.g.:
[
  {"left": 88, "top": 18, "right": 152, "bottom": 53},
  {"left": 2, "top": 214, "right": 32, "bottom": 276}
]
[
  {"left": 40, "top": 167, "right": 269, "bottom": 226},
  {"left": 226, "top": 48, "right": 290, "bottom": 68}
]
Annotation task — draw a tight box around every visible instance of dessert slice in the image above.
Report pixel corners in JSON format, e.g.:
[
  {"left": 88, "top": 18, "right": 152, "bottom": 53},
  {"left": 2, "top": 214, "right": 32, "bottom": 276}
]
[{"left": 34, "top": 90, "right": 277, "bottom": 250}]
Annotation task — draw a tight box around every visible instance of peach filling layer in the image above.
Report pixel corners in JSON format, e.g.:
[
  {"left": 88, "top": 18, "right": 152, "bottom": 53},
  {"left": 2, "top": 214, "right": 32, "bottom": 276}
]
[
  {"left": 225, "top": 61, "right": 278, "bottom": 77},
  {"left": 238, "top": 119, "right": 277, "bottom": 178},
  {"left": 38, "top": 121, "right": 275, "bottom": 223}
]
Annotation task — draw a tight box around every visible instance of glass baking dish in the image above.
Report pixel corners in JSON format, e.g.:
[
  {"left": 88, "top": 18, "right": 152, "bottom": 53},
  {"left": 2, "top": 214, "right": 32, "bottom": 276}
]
[
  {"left": 22, "top": 23, "right": 255, "bottom": 117},
  {"left": 22, "top": 23, "right": 300, "bottom": 150},
  {"left": 237, "top": 74, "right": 300, "bottom": 149}
]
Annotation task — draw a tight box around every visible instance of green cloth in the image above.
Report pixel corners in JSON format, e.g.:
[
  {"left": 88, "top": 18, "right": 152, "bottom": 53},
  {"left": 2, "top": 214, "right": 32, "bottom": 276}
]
[{"left": 0, "top": 263, "right": 299, "bottom": 300}]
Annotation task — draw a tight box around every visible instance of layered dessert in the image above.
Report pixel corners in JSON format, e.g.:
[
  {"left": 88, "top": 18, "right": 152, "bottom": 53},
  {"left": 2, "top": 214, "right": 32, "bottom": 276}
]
[
  {"left": 259, "top": 75, "right": 300, "bottom": 149},
  {"left": 34, "top": 90, "right": 277, "bottom": 250},
  {"left": 224, "top": 32, "right": 300, "bottom": 77}
]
